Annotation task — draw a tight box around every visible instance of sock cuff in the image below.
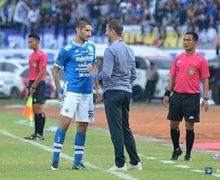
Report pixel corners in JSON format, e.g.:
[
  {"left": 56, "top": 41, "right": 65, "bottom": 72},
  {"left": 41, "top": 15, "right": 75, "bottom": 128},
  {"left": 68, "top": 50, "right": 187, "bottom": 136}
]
[
  {"left": 35, "top": 113, "right": 45, "bottom": 118},
  {"left": 57, "top": 127, "right": 66, "bottom": 134},
  {"left": 186, "top": 129, "right": 194, "bottom": 133},
  {"left": 76, "top": 131, "right": 86, "bottom": 136}
]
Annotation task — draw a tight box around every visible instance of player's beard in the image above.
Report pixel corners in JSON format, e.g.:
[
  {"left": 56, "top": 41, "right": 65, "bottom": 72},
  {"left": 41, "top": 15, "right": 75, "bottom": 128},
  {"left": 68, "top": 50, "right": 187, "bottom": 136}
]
[{"left": 80, "top": 34, "right": 89, "bottom": 43}]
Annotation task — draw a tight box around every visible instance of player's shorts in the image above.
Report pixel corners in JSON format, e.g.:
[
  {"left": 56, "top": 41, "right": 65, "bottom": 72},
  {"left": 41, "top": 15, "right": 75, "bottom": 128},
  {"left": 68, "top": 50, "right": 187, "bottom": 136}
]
[
  {"left": 167, "top": 91, "right": 200, "bottom": 122},
  {"left": 28, "top": 81, "right": 46, "bottom": 104},
  {"left": 60, "top": 92, "right": 94, "bottom": 122}
]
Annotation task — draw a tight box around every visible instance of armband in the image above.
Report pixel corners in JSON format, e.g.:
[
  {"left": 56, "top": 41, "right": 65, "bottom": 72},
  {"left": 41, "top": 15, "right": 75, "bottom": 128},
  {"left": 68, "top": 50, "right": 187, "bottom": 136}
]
[
  {"left": 56, "top": 88, "right": 63, "bottom": 94},
  {"left": 164, "top": 90, "right": 171, "bottom": 97}
]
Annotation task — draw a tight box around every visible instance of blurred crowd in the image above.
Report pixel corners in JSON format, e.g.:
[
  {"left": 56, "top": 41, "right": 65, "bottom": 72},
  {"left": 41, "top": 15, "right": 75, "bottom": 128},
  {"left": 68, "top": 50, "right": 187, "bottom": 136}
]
[{"left": 0, "top": 0, "right": 220, "bottom": 47}]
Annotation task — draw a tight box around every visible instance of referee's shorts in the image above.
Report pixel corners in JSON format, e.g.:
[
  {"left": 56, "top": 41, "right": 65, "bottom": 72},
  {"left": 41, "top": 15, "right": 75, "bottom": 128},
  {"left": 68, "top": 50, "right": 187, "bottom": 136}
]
[
  {"left": 28, "top": 80, "right": 46, "bottom": 104},
  {"left": 167, "top": 91, "right": 200, "bottom": 122}
]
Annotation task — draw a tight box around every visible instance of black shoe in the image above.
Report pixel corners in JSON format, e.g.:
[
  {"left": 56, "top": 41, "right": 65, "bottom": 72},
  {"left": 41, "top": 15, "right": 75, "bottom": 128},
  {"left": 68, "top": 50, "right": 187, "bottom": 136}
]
[
  {"left": 170, "top": 148, "right": 182, "bottom": 160},
  {"left": 72, "top": 161, "right": 86, "bottom": 170},
  {"left": 24, "top": 134, "right": 36, "bottom": 140},
  {"left": 33, "top": 134, "right": 44, "bottom": 140},
  {"left": 184, "top": 154, "right": 192, "bottom": 161},
  {"left": 51, "top": 161, "right": 59, "bottom": 170}
]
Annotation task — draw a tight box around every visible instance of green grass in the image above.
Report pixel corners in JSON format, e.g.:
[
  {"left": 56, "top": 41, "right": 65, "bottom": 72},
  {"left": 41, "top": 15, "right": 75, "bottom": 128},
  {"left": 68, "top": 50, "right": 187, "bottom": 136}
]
[
  {"left": 0, "top": 112, "right": 219, "bottom": 180},
  {"left": 0, "top": 98, "right": 25, "bottom": 105}
]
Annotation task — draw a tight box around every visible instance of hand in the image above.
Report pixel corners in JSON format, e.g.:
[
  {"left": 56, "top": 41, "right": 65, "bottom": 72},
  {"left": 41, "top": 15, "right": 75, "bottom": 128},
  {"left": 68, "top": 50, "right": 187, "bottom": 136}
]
[
  {"left": 57, "top": 93, "right": 63, "bottom": 102},
  {"left": 30, "top": 86, "right": 36, "bottom": 95},
  {"left": 163, "top": 96, "right": 169, "bottom": 108},
  {"left": 95, "top": 89, "right": 102, "bottom": 102},
  {"left": 56, "top": 88, "right": 63, "bottom": 102},
  {"left": 201, "top": 100, "right": 209, "bottom": 112},
  {"left": 87, "top": 63, "right": 97, "bottom": 75}
]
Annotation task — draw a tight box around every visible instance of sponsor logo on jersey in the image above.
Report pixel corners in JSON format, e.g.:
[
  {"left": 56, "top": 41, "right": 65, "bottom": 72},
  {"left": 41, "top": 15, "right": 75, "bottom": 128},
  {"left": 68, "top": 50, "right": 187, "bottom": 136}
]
[{"left": 75, "top": 56, "right": 93, "bottom": 62}]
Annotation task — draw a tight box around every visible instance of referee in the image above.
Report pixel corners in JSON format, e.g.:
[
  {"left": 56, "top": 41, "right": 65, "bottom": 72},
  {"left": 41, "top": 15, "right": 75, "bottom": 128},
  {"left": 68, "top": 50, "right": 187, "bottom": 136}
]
[
  {"left": 24, "top": 33, "right": 47, "bottom": 140},
  {"left": 163, "top": 32, "right": 210, "bottom": 161}
]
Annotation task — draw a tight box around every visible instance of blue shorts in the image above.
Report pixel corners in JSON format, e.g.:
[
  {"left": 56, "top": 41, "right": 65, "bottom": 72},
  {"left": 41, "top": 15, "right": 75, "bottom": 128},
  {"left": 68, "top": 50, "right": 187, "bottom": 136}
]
[{"left": 167, "top": 92, "right": 200, "bottom": 122}]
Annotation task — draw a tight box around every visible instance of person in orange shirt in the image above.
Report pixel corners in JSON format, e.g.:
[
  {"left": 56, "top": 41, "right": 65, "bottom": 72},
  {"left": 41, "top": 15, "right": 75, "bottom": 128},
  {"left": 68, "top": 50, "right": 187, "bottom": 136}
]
[{"left": 24, "top": 33, "right": 48, "bottom": 140}]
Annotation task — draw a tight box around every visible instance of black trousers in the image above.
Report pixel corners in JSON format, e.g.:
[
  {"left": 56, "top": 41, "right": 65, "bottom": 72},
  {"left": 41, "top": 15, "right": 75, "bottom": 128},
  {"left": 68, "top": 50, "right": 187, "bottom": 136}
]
[{"left": 104, "top": 90, "right": 140, "bottom": 167}]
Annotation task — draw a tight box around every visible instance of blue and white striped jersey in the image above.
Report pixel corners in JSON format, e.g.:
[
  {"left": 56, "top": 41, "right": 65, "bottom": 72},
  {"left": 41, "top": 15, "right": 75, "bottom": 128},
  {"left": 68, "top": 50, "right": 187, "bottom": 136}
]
[{"left": 54, "top": 40, "right": 96, "bottom": 94}]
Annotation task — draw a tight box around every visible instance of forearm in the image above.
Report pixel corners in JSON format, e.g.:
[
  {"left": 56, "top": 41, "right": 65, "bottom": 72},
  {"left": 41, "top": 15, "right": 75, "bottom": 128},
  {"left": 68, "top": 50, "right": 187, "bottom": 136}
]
[
  {"left": 31, "top": 68, "right": 45, "bottom": 88},
  {"left": 93, "top": 78, "right": 100, "bottom": 90},
  {"left": 166, "top": 77, "right": 175, "bottom": 91},
  {"left": 202, "top": 78, "right": 209, "bottom": 98},
  {"left": 96, "top": 70, "right": 111, "bottom": 80},
  {"left": 130, "top": 66, "right": 137, "bottom": 82},
  {"left": 52, "top": 66, "right": 61, "bottom": 89}
]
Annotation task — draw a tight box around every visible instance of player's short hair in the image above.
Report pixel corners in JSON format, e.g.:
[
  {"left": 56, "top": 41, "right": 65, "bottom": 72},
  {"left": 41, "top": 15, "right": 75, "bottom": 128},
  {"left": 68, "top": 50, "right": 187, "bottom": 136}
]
[
  {"left": 107, "top": 19, "right": 123, "bottom": 36},
  {"left": 184, "top": 32, "right": 198, "bottom": 41},
  {"left": 75, "top": 17, "right": 91, "bottom": 29},
  {"left": 28, "top": 33, "right": 40, "bottom": 41}
]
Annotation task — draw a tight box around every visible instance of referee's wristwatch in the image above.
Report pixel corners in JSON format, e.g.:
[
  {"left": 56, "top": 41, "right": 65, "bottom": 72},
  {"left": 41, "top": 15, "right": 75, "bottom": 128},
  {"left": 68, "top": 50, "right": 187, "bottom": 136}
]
[{"left": 203, "top": 97, "right": 209, "bottom": 101}]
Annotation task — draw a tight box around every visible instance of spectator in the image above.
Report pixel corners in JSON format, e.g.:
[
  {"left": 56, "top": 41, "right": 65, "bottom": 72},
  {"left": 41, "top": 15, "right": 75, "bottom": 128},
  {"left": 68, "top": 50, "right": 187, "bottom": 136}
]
[
  {"left": 76, "top": 0, "right": 89, "bottom": 19},
  {"left": 0, "top": 1, "right": 14, "bottom": 27},
  {"left": 13, "top": 0, "right": 30, "bottom": 39},
  {"left": 27, "top": 5, "right": 41, "bottom": 33},
  {"left": 145, "top": 61, "right": 158, "bottom": 103},
  {"left": 61, "top": 0, "right": 71, "bottom": 43},
  {"left": 1, "top": 0, "right": 220, "bottom": 48}
]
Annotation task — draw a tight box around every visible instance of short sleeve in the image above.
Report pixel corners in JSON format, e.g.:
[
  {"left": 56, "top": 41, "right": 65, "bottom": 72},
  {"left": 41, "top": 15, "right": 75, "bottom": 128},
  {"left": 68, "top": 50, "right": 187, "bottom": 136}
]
[
  {"left": 200, "top": 57, "right": 210, "bottom": 79},
  {"left": 39, "top": 51, "right": 47, "bottom": 68},
  {"left": 169, "top": 58, "right": 177, "bottom": 77},
  {"left": 54, "top": 47, "right": 68, "bottom": 68}
]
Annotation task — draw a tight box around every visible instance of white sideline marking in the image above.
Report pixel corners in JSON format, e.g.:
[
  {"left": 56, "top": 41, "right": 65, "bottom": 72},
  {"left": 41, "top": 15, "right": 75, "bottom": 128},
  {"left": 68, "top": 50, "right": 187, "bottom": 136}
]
[
  {"left": 160, "top": 160, "right": 175, "bottom": 164},
  {"left": 139, "top": 153, "right": 220, "bottom": 178},
  {"left": 174, "top": 165, "right": 190, "bottom": 169},
  {"left": 145, "top": 157, "right": 157, "bottom": 160},
  {"left": 139, "top": 154, "right": 157, "bottom": 160},
  {"left": 191, "top": 169, "right": 203, "bottom": 173},
  {"left": 0, "top": 130, "right": 138, "bottom": 180}
]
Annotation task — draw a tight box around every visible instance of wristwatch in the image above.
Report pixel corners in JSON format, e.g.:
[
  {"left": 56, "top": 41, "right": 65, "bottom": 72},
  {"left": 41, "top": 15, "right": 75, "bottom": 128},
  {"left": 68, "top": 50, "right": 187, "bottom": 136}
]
[{"left": 203, "top": 97, "right": 209, "bottom": 101}]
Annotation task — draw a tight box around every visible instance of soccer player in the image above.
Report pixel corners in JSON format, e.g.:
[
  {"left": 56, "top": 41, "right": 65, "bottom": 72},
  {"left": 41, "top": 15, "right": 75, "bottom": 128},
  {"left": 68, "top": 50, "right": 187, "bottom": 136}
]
[
  {"left": 51, "top": 18, "right": 101, "bottom": 170},
  {"left": 163, "top": 32, "right": 210, "bottom": 161},
  {"left": 24, "top": 33, "right": 47, "bottom": 140}
]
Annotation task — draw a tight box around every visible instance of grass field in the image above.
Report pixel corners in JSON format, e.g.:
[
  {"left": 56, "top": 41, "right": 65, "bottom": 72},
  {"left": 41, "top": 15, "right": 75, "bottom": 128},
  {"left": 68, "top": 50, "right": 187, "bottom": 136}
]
[{"left": 0, "top": 111, "right": 220, "bottom": 180}]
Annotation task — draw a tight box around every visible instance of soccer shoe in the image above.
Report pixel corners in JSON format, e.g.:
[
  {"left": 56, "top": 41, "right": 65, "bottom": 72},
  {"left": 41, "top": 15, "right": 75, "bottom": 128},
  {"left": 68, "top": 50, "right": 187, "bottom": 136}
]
[
  {"left": 107, "top": 164, "right": 127, "bottom": 171},
  {"left": 127, "top": 162, "right": 143, "bottom": 170},
  {"left": 72, "top": 161, "right": 86, "bottom": 170},
  {"left": 24, "top": 134, "right": 36, "bottom": 140},
  {"left": 170, "top": 148, "right": 182, "bottom": 160},
  {"left": 33, "top": 134, "right": 44, "bottom": 140},
  {"left": 184, "top": 154, "right": 192, "bottom": 161},
  {"left": 51, "top": 161, "right": 59, "bottom": 170}
]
